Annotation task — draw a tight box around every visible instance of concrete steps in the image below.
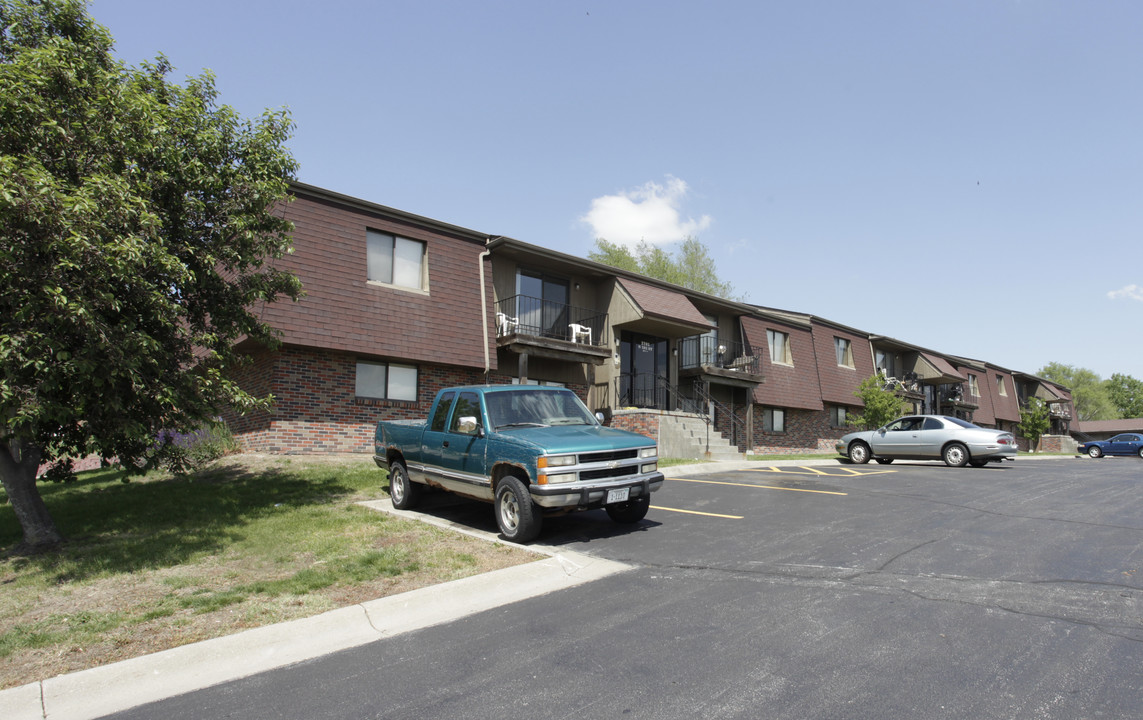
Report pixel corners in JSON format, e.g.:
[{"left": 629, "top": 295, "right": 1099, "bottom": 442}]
[{"left": 659, "top": 413, "right": 745, "bottom": 461}]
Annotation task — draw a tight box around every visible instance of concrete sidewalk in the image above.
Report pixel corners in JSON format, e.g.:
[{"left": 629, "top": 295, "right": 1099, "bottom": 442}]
[
  {"left": 0, "top": 545, "right": 629, "bottom": 720},
  {"left": 0, "top": 453, "right": 1076, "bottom": 719}
]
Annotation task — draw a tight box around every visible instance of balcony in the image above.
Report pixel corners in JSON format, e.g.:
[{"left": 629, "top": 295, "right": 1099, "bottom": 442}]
[
  {"left": 879, "top": 372, "right": 925, "bottom": 404},
  {"left": 678, "top": 336, "right": 764, "bottom": 387},
  {"left": 940, "top": 382, "right": 980, "bottom": 411},
  {"left": 495, "top": 295, "right": 612, "bottom": 365}
]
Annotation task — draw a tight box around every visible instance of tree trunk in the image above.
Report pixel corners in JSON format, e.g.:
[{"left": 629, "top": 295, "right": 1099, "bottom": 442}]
[{"left": 0, "top": 437, "right": 64, "bottom": 549}]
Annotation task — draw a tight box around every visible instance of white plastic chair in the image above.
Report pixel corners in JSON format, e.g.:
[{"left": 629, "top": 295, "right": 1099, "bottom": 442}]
[{"left": 569, "top": 323, "right": 592, "bottom": 344}]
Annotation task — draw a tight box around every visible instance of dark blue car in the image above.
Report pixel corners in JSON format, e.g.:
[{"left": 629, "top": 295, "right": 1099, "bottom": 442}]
[{"left": 1078, "top": 433, "right": 1143, "bottom": 458}]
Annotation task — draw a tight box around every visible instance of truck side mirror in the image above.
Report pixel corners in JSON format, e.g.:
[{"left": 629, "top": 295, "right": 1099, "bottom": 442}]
[
  {"left": 595, "top": 412, "right": 606, "bottom": 424},
  {"left": 457, "top": 416, "right": 479, "bottom": 435}
]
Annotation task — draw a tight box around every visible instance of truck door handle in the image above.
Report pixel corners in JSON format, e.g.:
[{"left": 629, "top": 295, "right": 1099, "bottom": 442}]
[{"left": 442, "top": 441, "right": 449, "bottom": 448}]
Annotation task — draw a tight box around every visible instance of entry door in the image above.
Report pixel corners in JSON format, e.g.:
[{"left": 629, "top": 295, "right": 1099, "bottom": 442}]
[{"left": 620, "top": 332, "right": 668, "bottom": 408}]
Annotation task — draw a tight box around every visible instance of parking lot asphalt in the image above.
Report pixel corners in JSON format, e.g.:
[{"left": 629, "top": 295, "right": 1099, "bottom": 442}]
[{"left": 0, "top": 454, "right": 1085, "bottom": 720}]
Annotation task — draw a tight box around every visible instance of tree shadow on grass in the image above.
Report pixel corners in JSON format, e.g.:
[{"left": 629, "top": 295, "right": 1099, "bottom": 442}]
[{"left": 0, "top": 462, "right": 357, "bottom": 581}]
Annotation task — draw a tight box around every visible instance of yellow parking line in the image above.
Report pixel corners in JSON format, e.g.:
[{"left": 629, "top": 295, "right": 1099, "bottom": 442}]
[
  {"left": 650, "top": 505, "right": 744, "bottom": 519},
  {"left": 671, "top": 476, "right": 847, "bottom": 496}
]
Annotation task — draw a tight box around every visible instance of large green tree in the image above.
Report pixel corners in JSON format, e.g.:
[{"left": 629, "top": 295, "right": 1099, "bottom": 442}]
[
  {"left": 0, "top": 0, "right": 301, "bottom": 549},
  {"left": 1036, "top": 362, "right": 1116, "bottom": 422},
  {"left": 1105, "top": 373, "right": 1143, "bottom": 419},
  {"left": 589, "top": 236, "right": 742, "bottom": 300}
]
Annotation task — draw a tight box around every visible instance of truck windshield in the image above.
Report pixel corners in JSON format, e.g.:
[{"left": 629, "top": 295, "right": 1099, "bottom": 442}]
[{"left": 485, "top": 389, "right": 598, "bottom": 430}]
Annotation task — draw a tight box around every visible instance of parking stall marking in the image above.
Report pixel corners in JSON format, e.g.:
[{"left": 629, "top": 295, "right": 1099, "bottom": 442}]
[{"left": 669, "top": 474, "right": 849, "bottom": 496}]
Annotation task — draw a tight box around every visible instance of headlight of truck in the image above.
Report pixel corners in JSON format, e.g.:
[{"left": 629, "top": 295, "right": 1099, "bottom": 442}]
[
  {"left": 639, "top": 447, "right": 657, "bottom": 459},
  {"left": 544, "top": 472, "right": 577, "bottom": 484},
  {"left": 642, "top": 462, "right": 657, "bottom": 474},
  {"left": 538, "top": 454, "right": 576, "bottom": 468}
]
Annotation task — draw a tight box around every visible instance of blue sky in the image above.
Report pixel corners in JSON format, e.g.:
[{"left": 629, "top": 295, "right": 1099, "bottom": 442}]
[{"left": 92, "top": 0, "right": 1143, "bottom": 380}]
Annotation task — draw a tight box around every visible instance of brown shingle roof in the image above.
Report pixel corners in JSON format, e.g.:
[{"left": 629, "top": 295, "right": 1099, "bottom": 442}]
[{"left": 617, "top": 278, "right": 711, "bottom": 329}]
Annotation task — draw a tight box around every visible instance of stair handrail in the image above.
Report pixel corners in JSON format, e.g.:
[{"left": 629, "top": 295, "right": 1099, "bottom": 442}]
[{"left": 691, "top": 379, "right": 748, "bottom": 452}]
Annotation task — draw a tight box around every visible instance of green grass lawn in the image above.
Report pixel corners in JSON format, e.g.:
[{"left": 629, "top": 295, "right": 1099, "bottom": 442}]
[{"left": 0, "top": 455, "right": 535, "bottom": 690}]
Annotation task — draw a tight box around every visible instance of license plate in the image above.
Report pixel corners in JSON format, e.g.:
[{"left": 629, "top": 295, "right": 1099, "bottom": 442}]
[{"left": 606, "top": 487, "right": 630, "bottom": 504}]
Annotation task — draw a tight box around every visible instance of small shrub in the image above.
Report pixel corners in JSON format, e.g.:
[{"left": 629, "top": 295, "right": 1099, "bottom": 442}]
[{"left": 157, "top": 421, "right": 239, "bottom": 475}]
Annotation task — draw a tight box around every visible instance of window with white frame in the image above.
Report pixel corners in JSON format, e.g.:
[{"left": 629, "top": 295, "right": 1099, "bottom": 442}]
[
  {"left": 367, "top": 230, "right": 426, "bottom": 290},
  {"left": 355, "top": 361, "right": 418, "bottom": 401},
  {"left": 766, "top": 330, "right": 792, "bottom": 365},
  {"left": 829, "top": 405, "right": 848, "bottom": 427},
  {"left": 762, "top": 407, "right": 786, "bottom": 433},
  {"left": 997, "top": 374, "right": 1008, "bottom": 396},
  {"left": 968, "top": 373, "right": 980, "bottom": 397},
  {"left": 835, "top": 337, "right": 854, "bottom": 368}
]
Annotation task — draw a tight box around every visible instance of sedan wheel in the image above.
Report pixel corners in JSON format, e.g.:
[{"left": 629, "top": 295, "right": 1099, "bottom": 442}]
[
  {"left": 943, "top": 442, "right": 970, "bottom": 468},
  {"left": 1088, "top": 446, "right": 1103, "bottom": 459},
  {"left": 848, "top": 442, "right": 871, "bottom": 464}
]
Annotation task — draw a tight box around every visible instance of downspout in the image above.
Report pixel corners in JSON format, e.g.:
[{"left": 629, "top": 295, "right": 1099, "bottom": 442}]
[{"left": 478, "top": 248, "right": 492, "bottom": 378}]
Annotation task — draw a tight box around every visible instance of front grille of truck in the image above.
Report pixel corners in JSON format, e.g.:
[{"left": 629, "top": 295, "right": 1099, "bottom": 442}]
[
  {"left": 579, "top": 465, "right": 640, "bottom": 481},
  {"left": 579, "top": 449, "right": 639, "bottom": 464}
]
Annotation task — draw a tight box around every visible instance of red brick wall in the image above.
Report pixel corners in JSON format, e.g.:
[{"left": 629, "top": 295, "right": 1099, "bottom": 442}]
[
  {"left": 610, "top": 411, "right": 661, "bottom": 442},
  {"left": 225, "top": 346, "right": 490, "bottom": 453},
  {"left": 223, "top": 347, "right": 593, "bottom": 454},
  {"left": 750, "top": 408, "right": 842, "bottom": 455}
]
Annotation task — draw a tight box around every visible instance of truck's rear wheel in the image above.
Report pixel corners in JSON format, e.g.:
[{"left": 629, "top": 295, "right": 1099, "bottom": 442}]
[
  {"left": 495, "top": 476, "right": 541, "bottom": 543},
  {"left": 606, "top": 495, "right": 650, "bottom": 524},
  {"left": 388, "top": 460, "right": 421, "bottom": 510}
]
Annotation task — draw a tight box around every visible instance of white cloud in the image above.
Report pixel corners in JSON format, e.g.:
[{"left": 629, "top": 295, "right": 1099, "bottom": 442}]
[
  {"left": 1107, "top": 284, "right": 1143, "bottom": 302},
  {"left": 581, "top": 176, "right": 712, "bottom": 246}
]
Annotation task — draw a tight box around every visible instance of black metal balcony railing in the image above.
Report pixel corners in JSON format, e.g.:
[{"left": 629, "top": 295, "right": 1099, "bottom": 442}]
[
  {"left": 495, "top": 295, "right": 609, "bottom": 347},
  {"left": 940, "top": 383, "right": 980, "bottom": 407},
  {"left": 678, "top": 336, "right": 761, "bottom": 375}
]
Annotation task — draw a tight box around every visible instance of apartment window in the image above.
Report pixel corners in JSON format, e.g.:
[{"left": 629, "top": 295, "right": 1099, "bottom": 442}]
[
  {"left": 355, "top": 361, "right": 418, "bottom": 401},
  {"left": 835, "top": 337, "right": 854, "bottom": 368},
  {"left": 829, "top": 406, "right": 848, "bottom": 427},
  {"left": 767, "top": 330, "right": 793, "bottom": 365},
  {"left": 762, "top": 407, "right": 786, "bottom": 433},
  {"left": 367, "top": 230, "right": 426, "bottom": 290},
  {"left": 968, "top": 374, "right": 980, "bottom": 398},
  {"left": 997, "top": 375, "right": 1008, "bottom": 396}
]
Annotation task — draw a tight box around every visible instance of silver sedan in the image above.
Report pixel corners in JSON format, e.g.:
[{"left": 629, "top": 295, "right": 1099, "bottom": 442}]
[{"left": 835, "top": 415, "right": 1017, "bottom": 467}]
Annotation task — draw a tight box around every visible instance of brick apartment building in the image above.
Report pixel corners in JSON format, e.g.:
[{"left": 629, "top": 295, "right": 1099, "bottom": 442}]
[{"left": 221, "top": 182, "right": 1074, "bottom": 456}]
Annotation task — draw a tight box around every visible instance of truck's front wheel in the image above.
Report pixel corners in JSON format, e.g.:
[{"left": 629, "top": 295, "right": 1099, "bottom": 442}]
[
  {"left": 606, "top": 495, "right": 650, "bottom": 524},
  {"left": 388, "top": 460, "right": 421, "bottom": 510},
  {"left": 495, "top": 476, "right": 541, "bottom": 543}
]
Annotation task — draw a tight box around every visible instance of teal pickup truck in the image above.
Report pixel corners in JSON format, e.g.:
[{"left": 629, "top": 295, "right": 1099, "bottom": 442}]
[{"left": 374, "top": 385, "right": 664, "bottom": 542}]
